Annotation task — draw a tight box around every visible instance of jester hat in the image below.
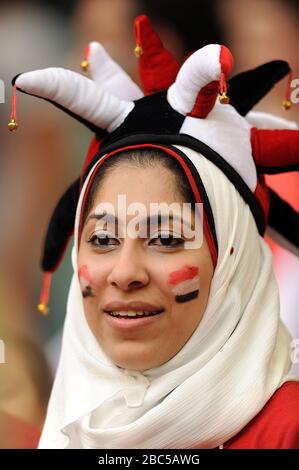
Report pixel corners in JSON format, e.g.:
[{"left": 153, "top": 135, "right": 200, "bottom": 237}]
[{"left": 10, "top": 15, "right": 299, "bottom": 313}]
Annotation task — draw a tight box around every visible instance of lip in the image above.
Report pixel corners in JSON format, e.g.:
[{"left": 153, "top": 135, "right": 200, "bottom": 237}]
[
  {"left": 103, "top": 311, "right": 164, "bottom": 331},
  {"left": 103, "top": 300, "right": 164, "bottom": 313},
  {"left": 102, "top": 300, "right": 165, "bottom": 331}
]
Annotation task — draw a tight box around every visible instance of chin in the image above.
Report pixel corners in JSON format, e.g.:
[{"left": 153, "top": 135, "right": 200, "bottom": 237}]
[{"left": 106, "top": 343, "right": 165, "bottom": 371}]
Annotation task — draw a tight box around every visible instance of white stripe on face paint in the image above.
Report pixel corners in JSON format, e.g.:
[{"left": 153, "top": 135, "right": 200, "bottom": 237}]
[{"left": 172, "top": 275, "right": 200, "bottom": 296}]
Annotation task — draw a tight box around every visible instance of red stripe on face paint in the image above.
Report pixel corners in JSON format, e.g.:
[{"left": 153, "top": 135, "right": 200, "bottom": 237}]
[
  {"left": 168, "top": 265, "right": 199, "bottom": 285},
  {"left": 78, "top": 264, "right": 94, "bottom": 285}
]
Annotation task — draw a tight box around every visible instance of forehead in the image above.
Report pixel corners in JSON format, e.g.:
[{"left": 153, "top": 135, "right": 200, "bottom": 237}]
[{"left": 92, "top": 164, "right": 182, "bottom": 207}]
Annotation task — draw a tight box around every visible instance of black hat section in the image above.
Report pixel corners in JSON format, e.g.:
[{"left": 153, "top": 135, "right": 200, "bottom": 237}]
[{"left": 42, "top": 178, "right": 80, "bottom": 272}]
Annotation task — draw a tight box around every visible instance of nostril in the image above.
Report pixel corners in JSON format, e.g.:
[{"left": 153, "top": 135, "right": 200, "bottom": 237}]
[
  {"left": 129, "top": 280, "right": 144, "bottom": 287},
  {"left": 110, "top": 280, "right": 144, "bottom": 289}
]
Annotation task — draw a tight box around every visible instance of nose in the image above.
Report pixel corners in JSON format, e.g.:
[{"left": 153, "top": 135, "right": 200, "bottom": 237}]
[{"left": 107, "top": 240, "right": 149, "bottom": 291}]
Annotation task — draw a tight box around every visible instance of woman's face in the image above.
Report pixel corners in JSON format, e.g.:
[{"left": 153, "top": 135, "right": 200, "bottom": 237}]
[{"left": 78, "top": 164, "right": 214, "bottom": 370}]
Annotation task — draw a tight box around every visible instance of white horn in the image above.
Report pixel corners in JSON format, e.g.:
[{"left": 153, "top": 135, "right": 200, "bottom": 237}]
[
  {"left": 88, "top": 41, "right": 143, "bottom": 100},
  {"left": 16, "top": 67, "right": 134, "bottom": 132},
  {"left": 167, "top": 44, "right": 233, "bottom": 116}
]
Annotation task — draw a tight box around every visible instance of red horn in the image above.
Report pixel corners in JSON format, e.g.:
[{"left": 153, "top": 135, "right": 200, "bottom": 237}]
[
  {"left": 251, "top": 128, "right": 299, "bottom": 173},
  {"left": 134, "top": 15, "right": 180, "bottom": 95}
]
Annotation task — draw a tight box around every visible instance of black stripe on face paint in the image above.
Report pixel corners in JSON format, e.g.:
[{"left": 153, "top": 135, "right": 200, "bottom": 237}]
[
  {"left": 175, "top": 290, "right": 199, "bottom": 303},
  {"left": 82, "top": 286, "right": 95, "bottom": 298}
]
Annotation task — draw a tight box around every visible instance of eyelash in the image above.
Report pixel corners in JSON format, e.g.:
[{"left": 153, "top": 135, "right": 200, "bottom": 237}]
[{"left": 87, "top": 232, "right": 185, "bottom": 249}]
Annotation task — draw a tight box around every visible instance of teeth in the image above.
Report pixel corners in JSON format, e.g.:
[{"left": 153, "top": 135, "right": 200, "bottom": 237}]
[{"left": 108, "top": 310, "right": 160, "bottom": 317}]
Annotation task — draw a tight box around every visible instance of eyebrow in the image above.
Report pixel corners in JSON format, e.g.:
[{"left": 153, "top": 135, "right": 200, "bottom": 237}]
[{"left": 87, "top": 212, "right": 195, "bottom": 230}]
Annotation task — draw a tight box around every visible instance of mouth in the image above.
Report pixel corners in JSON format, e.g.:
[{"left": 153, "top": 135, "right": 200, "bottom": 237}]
[
  {"left": 104, "top": 309, "right": 164, "bottom": 319},
  {"left": 102, "top": 308, "right": 165, "bottom": 330}
]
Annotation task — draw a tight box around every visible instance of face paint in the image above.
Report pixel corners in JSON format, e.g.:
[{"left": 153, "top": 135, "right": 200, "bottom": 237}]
[
  {"left": 82, "top": 286, "right": 94, "bottom": 298},
  {"left": 168, "top": 265, "right": 200, "bottom": 303},
  {"left": 78, "top": 264, "right": 95, "bottom": 298}
]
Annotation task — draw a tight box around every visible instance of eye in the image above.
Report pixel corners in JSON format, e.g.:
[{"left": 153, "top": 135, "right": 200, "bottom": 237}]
[
  {"left": 88, "top": 232, "right": 119, "bottom": 248},
  {"left": 149, "top": 232, "right": 185, "bottom": 248}
]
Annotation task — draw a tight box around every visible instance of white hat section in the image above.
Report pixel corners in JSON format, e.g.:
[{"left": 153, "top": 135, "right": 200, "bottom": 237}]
[
  {"left": 246, "top": 111, "right": 298, "bottom": 130},
  {"left": 180, "top": 101, "right": 257, "bottom": 191}
]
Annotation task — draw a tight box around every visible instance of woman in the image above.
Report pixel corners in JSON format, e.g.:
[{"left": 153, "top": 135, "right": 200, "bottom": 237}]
[{"left": 11, "top": 15, "right": 299, "bottom": 448}]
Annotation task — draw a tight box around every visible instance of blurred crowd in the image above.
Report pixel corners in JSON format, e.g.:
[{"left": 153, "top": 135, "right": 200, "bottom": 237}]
[{"left": 0, "top": 0, "right": 298, "bottom": 448}]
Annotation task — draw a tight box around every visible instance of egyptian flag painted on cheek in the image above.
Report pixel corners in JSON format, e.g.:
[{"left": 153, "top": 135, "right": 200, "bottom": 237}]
[
  {"left": 168, "top": 265, "right": 200, "bottom": 303},
  {"left": 78, "top": 265, "right": 95, "bottom": 298}
]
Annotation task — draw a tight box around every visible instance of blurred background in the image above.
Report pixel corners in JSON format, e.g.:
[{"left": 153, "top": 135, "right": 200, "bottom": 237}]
[{"left": 0, "top": 0, "right": 298, "bottom": 448}]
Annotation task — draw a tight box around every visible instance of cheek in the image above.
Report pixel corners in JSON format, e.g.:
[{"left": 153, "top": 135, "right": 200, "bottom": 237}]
[
  {"left": 78, "top": 263, "right": 106, "bottom": 298},
  {"left": 78, "top": 264, "right": 96, "bottom": 298},
  {"left": 168, "top": 265, "right": 200, "bottom": 304}
]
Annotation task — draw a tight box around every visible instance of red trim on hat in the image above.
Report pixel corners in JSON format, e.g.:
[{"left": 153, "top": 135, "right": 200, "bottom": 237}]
[
  {"left": 189, "top": 81, "right": 219, "bottom": 119},
  {"left": 79, "top": 144, "right": 218, "bottom": 268},
  {"left": 220, "top": 45, "right": 234, "bottom": 76},
  {"left": 189, "top": 45, "right": 233, "bottom": 119},
  {"left": 85, "top": 45, "right": 90, "bottom": 61},
  {"left": 80, "top": 137, "right": 102, "bottom": 188},
  {"left": 134, "top": 15, "right": 180, "bottom": 95},
  {"left": 39, "top": 271, "right": 52, "bottom": 309},
  {"left": 251, "top": 127, "right": 299, "bottom": 171},
  {"left": 11, "top": 83, "right": 18, "bottom": 123},
  {"left": 253, "top": 175, "right": 270, "bottom": 223}
]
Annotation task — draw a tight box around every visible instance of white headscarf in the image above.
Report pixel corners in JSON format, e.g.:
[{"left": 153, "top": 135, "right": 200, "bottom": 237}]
[{"left": 39, "top": 145, "right": 292, "bottom": 449}]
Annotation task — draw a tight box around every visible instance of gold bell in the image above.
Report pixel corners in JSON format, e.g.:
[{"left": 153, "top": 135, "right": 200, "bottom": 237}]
[
  {"left": 219, "top": 93, "right": 229, "bottom": 104},
  {"left": 134, "top": 45, "right": 143, "bottom": 58},
  {"left": 37, "top": 303, "right": 49, "bottom": 315},
  {"left": 282, "top": 99, "right": 291, "bottom": 110},
  {"left": 8, "top": 119, "right": 18, "bottom": 131},
  {"left": 81, "top": 59, "right": 89, "bottom": 72}
]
